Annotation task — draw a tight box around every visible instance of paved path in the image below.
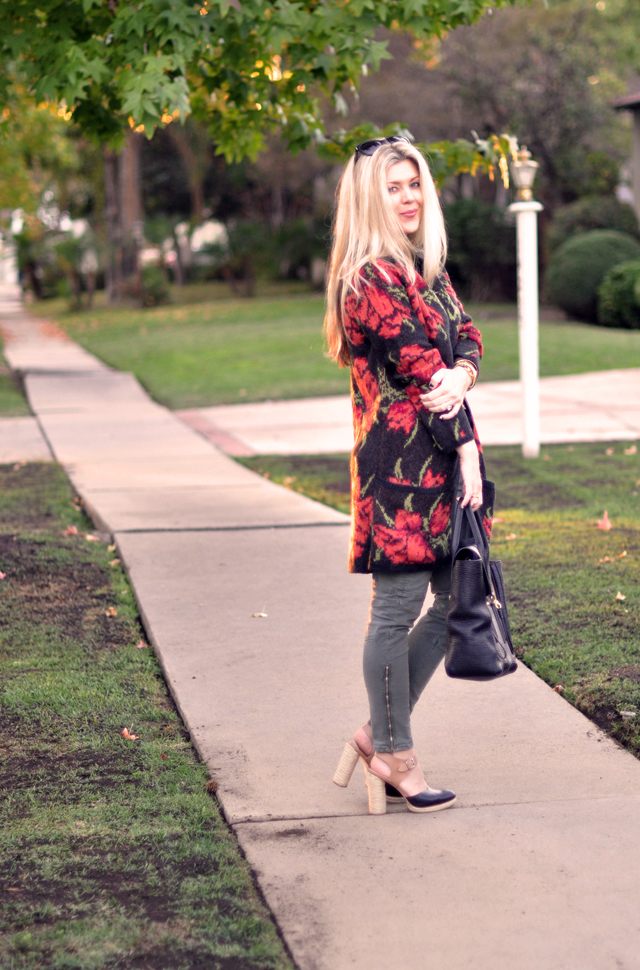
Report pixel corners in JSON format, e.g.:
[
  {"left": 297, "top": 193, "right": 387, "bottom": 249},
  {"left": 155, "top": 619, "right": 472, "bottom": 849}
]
[
  {"left": 2, "top": 291, "right": 640, "bottom": 970},
  {"left": 179, "top": 370, "right": 640, "bottom": 456}
]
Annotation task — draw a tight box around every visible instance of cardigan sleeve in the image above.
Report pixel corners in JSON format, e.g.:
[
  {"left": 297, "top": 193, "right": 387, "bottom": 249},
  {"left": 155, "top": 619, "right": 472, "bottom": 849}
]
[
  {"left": 441, "top": 271, "right": 483, "bottom": 374},
  {"left": 346, "top": 262, "right": 476, "bottom": 453}
]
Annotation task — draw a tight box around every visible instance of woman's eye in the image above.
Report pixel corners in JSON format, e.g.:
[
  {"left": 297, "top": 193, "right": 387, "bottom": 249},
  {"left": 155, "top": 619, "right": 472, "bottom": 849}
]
[{"left": 388, "top": 186, "right": 398, "bottom": 193}]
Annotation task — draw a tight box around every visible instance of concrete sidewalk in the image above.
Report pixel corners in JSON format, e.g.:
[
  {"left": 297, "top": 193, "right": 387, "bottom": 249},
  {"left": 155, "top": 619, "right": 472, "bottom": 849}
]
[
  {"left": 2, "top": 296, "right": 640, "bottom": 970},
  {"left": 179, "top": 370, "right": 640, "bottom": 456}
]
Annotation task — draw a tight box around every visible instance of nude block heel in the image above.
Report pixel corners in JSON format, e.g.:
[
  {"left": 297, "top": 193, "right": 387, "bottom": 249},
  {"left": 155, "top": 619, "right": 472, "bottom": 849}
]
[
  {"left": 332, "top": 741, "right": 360, "bottom": 788},
  {"left": 365, "top": 769, "right": 387, "bottom": 815}
]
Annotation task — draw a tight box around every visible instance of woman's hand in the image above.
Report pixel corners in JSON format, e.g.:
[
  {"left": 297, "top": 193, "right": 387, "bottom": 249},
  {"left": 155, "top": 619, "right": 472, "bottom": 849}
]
[
  {"left": 420, "top": 366, "right": 472, "bottom": 420},
  {"left": 457, "top": 440, "right": 483, "bottom": 511}
]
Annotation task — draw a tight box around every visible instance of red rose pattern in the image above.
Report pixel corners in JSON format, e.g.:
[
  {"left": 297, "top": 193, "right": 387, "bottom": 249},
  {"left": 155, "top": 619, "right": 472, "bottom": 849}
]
[
  {"left": 352, "top": 495, "right": 374, "bottom": 560},
  {"left": 387, "top": 400, "right": 416, "bottom": 434},
  {"left": 421, "top": 469, "right": 446, "bottom": 488},
  {"left": 373, "top": 510, "right": 436, "bottom": 565},
  {"left": 397, "top": 344, "right": 444, "bottom": 386},
  {"left": 429, "top": 500, "right": 451, "bottom": 537}
]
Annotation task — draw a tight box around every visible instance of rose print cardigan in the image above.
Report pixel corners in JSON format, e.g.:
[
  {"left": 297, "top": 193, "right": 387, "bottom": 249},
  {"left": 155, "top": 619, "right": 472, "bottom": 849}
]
[{"left": 343, "top": 259, "right": 494, "bottom": 574}]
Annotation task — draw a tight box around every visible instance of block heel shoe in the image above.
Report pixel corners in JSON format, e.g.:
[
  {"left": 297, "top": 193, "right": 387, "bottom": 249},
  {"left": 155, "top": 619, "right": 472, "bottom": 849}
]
[
  {"left": 332, "top": 740, "right": 387, "bottom": 815},
  {"left": 368, "top": 753, "right": 456, "bottom": 814}
]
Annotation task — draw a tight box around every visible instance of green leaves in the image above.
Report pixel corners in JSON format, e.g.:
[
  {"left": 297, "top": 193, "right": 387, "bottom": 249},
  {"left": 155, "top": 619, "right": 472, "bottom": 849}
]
[{"left": 0, "top": 0, "right": 518, "bottom": 154}]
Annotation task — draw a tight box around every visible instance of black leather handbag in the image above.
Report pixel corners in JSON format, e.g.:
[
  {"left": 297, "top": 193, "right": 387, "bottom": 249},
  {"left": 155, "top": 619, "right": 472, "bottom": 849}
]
[{"left": 445, "top": 487, "right": 517, "bottom": 681}]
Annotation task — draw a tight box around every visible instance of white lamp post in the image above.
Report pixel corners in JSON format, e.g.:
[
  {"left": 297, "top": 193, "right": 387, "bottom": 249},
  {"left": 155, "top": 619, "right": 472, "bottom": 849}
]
[{"left": 509, "top": 147, "right": 543, "bottom": 459}]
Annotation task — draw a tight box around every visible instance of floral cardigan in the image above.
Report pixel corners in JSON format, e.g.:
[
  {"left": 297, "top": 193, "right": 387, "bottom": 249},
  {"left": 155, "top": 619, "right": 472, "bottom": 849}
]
[{"left": 343, "top": 259, "right": 493, "bottom": 574}]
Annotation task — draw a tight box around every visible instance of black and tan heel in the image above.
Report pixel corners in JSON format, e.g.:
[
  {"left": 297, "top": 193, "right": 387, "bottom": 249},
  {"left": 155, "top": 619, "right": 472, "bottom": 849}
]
[{"left": 368, "top": 753, "right": 456, "bottom": 814}]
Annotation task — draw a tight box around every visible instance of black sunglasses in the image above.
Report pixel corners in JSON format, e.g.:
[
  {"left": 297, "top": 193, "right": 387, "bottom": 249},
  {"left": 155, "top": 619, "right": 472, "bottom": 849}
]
[{"left": 354, "top": 135, "right": 411, "bottom": 163}]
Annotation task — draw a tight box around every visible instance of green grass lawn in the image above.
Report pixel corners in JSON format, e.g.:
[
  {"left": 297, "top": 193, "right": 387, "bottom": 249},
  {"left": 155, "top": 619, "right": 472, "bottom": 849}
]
[
  {"left": 30, "top": 288, "right": 640, "bottom": 409},
  {"left": 238, "top": 440, "right": 640, "bottom": 757},
  {"left": 0, "top": 353, "right": 30, "bottom": 416},
  {"left": 0, "top": 462, "right": 293, "bottom": 970}
]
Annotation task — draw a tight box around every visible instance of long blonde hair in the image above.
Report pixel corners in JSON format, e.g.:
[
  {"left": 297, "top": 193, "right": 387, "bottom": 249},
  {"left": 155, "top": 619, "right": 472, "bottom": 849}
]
[{"left": 324, "top": 140, "right": 446, "bottom": 366}]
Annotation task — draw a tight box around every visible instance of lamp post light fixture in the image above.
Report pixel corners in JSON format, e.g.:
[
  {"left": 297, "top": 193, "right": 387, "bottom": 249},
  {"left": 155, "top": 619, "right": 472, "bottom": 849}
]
[
  {"left": 509, "top": 146, "right": 544, "bottom": 458},
  {"left": 511, "top": 146, "right": 539, "bottom": 202}
]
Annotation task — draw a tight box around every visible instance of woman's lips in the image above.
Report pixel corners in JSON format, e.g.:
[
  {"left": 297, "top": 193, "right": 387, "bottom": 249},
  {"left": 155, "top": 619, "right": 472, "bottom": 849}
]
[{"left": 400, "top": 209, "right": 417, "bottom": 218}]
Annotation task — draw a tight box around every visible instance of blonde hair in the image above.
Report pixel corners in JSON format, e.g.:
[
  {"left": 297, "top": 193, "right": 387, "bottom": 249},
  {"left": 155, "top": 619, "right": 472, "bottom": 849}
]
[{"left": 324, "top": 141, "right": 446, "bottom": 366}]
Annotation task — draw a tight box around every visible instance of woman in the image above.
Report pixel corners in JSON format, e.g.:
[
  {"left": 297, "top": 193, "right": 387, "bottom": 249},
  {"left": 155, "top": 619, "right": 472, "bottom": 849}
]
[{"left": 326, "top": 136, "right": 492, "bottom": 815}]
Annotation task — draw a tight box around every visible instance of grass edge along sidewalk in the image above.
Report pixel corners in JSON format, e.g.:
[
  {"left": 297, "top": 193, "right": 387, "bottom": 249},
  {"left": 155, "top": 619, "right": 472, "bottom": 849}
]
[
  {"left": 238, "top": 441, "right": 640, "bottom": 760},
  {"left": 0, "top": 462, "right": 294, "bottom": 970},
  {"left": 29, "top": 289, "right": 640, "bottom": 409}
]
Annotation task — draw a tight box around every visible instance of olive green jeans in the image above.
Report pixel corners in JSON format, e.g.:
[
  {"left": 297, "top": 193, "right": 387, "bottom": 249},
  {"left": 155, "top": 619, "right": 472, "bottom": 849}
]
[{"left": 363, "top": 567, "right": 450, "bottom": 753}]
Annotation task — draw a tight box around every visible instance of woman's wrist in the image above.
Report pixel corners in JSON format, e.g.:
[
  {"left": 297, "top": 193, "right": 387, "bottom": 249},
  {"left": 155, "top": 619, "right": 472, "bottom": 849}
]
[
  {"left": 454, "top": 359, "right": 477, "bottom": 390},
  {"left": 456, "top": 439, "right": 478, "bottom": 457}
]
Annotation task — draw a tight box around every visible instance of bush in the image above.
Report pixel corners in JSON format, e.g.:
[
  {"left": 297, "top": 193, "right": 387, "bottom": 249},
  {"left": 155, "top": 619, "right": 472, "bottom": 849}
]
[
  {"left": 547, "top": 196, "right": 639, "bottom": 253},
  {"left": 545, "top": 230, "right": 640, "bottom": 322},
  {"left": 443, "top": 198, "right": 516, "bottom": 302},
  {"left": 140, "top": 265, "right": 170, "bottom": 307},
  {"left": 597, "top": 260, "right": 640, "bottom": 330}
]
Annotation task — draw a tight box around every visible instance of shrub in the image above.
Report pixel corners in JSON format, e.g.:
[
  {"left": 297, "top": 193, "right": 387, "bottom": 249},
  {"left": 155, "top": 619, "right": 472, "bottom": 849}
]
[
  {"left": 443, "top": 198, "right": 516, "bottom": 302},
  {"left": 547, "top": 196, "right": 639, "bottom": 253},
  {"left": 597, "top": 260, "right": 640, "bottom": 330},
  {"left": 544, "top": 230, "right": 640, "bottom": 322},
  {"left": 140, "top": 265, "right": 170, "bottom": 307}
]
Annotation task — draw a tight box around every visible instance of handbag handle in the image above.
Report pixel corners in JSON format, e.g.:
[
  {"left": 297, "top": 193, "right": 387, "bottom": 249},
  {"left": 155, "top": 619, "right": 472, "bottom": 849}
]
[
  {"left": 450, "top": 486, "right": 502, "bottom": 607},
  {"left": 451, "top": 486, "right": 489, "bottom": 563}
]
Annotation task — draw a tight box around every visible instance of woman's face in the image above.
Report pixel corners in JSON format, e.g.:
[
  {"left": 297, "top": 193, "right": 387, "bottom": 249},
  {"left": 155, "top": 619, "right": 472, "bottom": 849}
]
[{"left": 386, "top": 159, "right": 423, "bottom": 235}]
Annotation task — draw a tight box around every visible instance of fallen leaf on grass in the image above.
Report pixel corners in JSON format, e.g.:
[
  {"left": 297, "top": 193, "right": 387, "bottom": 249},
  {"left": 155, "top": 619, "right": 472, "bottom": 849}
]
[
  {"left": 624, "top": 445, "right": 637, "bottom": 455},
  {"left": 605, "top": 448, "right": 614, "bottom": 455},
  {"left": 599, "top": 557, "right": 614, "bottom": 563},
  {"left": 136, "top": 640, "right": 147, "bottom": 649},
  {"left": 597, "top": 511, "right": 613, "bottom": 530},
  {"left": 615, "top": 591, "right": 627, "bottom": 601},
  {"left": 122, "top": 727, "right": 138, "bottom": 740},
  {"left": 105, "top": 606, "right": 118, "bottom": 617},
  {"left": 283, "top": 476, "right": 297, "bottom": 486},
  {"left": 109, "top": 558, "right": 120, "bottom": 567},
  {"left": 553, "top": 685, "right": 564, "bottom": 692},
  {"left": 567, "top": 446, "right": 574, "bottom": 452},
  {"left": 492, "top": 517, "right": 504, "bottom": 524},
  {"left": 505, "top": 533, "right": 517, "bottom": 541},
  {"left": 543, "top": 454, "right": 552, "bottom": 461},
  {"left": 620, "top": 711, "right": 637, "bottom": 720},
  {"left": 85, "top": 534, "right": 100, "bottom": 542},
  {"left": 618, "top": 550, "right": 628, "bottom": 559},
  {"left": 161, "top": 753, "right": 167, "bottom": 759},
  {"left": 108, "top": 543, "right": 116, "bottom": 552},
  {"left": 63, "top": 525, "right": 78, "bottom": 536},
  {"left": 0, "top": 571, "right": 6, "bottom": 580}
]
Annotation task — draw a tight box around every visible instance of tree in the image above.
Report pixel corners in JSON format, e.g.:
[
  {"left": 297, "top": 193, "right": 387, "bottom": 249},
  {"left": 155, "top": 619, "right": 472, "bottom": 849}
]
[
  {"left": 0, "top": 0, "right": 521, "bottom": 161},
  {"left": 0, "top": 87, "right": 80, "bottom": 215},
  {"left": 347, "top": 0, "right": 640, "bottom": 210}
]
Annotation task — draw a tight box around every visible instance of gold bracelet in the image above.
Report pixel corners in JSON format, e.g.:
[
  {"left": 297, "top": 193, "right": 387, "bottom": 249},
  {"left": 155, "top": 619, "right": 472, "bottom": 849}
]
[{"left": 454, "top": 359, "right": 477, "bottom": 389}]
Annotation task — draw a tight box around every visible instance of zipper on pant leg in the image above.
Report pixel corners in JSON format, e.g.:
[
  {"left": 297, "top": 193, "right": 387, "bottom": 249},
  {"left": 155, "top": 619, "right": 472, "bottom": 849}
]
[{"left": 384, "top": 665, "right": 394, "bottom": 751}]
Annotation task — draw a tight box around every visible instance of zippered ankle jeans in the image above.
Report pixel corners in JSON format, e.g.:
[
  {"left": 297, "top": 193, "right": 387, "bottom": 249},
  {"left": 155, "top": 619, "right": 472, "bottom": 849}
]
[{"left": 363, "top": 567, "right": 450, "bottom": 753}]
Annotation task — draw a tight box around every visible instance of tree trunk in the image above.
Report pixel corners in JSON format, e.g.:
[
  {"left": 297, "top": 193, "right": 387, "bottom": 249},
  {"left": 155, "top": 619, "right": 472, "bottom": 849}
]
[
  {"left": 168, "top": 121, "right": 210, "bottom": 224},
  {"left": 120, "top": 130, "right": 143, "bottom": 296},
  {"left": 104, "top": 149, "right": 122, "bottom": 304},
  {"left": 104, "top": 132, "right": 144, "bottom": 304}
]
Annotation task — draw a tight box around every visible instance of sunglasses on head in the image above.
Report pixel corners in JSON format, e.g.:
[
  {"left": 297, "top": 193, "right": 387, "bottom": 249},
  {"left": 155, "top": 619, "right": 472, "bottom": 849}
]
[{"left": 354, "top": 135, "right": 411, "bottom": 163}]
